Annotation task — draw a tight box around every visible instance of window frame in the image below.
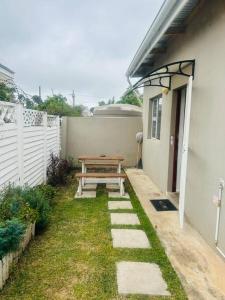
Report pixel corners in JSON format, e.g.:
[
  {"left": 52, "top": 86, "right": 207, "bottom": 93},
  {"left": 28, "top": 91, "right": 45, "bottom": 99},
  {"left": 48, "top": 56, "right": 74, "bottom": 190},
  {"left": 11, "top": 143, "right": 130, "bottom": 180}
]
[{"left": 150, "top": 95, "right": 162, "bottom": 140}]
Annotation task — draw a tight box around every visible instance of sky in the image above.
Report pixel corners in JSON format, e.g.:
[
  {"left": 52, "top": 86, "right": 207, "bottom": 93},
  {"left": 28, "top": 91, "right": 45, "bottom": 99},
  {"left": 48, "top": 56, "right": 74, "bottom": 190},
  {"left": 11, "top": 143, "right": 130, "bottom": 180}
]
[{"left": 0, "top": 0, "right": 163, "bottom": 108}]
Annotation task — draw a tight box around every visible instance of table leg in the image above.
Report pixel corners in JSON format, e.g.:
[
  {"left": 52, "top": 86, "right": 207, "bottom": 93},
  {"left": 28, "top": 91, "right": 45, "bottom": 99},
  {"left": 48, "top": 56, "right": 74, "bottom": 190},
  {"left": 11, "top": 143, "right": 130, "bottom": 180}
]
[
  {"left": 82, "top": 162, "right": 85, "bottom": 186},
  {"left": 120, "top": 178, "right": 125, "bottom": 197},
  {"left": 118, "top": 162, "right": 121, "bottom": 173},
  {"left": 78, "top": 178, "right": 82, "bottom": 196}
]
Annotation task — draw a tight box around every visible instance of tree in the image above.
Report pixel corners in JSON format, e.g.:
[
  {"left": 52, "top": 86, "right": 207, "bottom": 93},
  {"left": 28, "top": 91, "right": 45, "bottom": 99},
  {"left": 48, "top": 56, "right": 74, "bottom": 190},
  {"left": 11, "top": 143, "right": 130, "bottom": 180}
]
[
  {"left": 37, "top": 94, "right": 83, "bottom": 117},
  {"left": 32, "top": 95, "right": 43, "bottom": 105},
  {"left": 97, "top": 92, "right": 142, "bottom": 108},
  {"left": 18, "top": 94, "right": 35, "bottom": 109},
  {"left": 98, "top": 97, "right": 115, "bottom": 106},
  {"left": 117, "top": 90, "right": 142, "bottom": 107},
  {"left": 0, "top": 82, "right": 85, "bottom": 117},
  {"left": 98, "top": 100, "right": 106, "bottom": 106},
  {"left": 90, "top": 107, "right": 95, "bottom": 113},
  {"left": 0, "top": 83, "right": 15, "bottom": 102}
]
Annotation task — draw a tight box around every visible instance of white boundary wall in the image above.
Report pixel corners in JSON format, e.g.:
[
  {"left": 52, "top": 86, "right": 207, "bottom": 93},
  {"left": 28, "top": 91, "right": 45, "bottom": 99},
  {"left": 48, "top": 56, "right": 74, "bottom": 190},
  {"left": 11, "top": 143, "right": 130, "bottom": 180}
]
[
  {"left": 0, "top": 101, "right": 60, "bottom": 189},
  {"left": 61, "top": 116, "right": 143, "bottom": 166}
]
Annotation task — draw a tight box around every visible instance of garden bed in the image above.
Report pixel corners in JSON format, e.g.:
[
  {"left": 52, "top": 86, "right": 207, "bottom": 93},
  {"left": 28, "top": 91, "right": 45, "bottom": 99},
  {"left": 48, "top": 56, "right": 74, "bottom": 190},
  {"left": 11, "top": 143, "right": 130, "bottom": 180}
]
[
  {"left": 0, "top": 182, "right": 57, "bottom": 291},
  {"left": 0, "top": 223, "right": 35, "bottom": 289}
]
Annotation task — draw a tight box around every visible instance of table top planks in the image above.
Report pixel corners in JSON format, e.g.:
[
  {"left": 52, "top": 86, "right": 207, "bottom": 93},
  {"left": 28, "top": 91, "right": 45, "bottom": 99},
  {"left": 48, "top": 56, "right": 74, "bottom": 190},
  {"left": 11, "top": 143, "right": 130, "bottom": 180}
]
[
  {"left": 78, "top": 155, "right": 124, "bottom": 161},
  {"left": 76, "top": 172, "right": 126, "bottom": 178}
]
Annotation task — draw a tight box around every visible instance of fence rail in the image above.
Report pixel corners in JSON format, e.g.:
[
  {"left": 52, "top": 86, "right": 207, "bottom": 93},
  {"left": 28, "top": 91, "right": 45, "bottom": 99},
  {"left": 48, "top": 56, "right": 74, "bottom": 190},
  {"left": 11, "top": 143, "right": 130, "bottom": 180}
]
[{"left": 0, "top": 101, "right": 60, "bottom": 189}]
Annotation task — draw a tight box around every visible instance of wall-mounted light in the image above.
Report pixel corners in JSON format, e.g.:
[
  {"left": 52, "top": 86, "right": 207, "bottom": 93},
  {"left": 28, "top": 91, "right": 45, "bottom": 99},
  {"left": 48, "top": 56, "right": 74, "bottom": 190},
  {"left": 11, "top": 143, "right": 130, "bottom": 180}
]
[{"left": 162, "top": 87, "right": 169, "bottom": 95}]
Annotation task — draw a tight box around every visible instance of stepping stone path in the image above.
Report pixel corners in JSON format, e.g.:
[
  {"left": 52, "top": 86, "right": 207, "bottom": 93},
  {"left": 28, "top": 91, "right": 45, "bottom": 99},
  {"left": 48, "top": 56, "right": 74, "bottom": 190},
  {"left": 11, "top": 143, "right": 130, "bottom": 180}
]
[
  {"left": 111, "top": 229, "right": 151, "bottom": 248},
  {"left": 110, "top": 213, "right": 140, "bottom": 225},
  {"left": 108, "top": 201, "right": 133, "bottom": 210},
  {"left": 74, "top": 190, "right": 96, "bottom": 198},
  {"left": 117, "top": 262, "right": 170, "bottom": 296},
  {"left": 106, "top": 185, "right": 170, "bottom": 296}
]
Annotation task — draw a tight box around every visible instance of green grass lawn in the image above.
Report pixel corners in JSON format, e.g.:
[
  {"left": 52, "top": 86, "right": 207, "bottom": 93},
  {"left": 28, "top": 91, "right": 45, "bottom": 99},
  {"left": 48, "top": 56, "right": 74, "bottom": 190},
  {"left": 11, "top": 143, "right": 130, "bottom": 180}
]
[{"left": 0, "top": 175, "right": 187, "bottom": 300}]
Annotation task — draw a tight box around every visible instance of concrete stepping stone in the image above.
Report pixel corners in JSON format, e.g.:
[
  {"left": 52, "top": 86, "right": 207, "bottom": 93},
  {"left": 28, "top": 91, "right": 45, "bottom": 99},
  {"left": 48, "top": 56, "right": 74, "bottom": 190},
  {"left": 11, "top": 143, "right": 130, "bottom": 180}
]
[
  {"left": 108, "top": 192, "right": 130, "bottom": 199},
  {"left": 108, "top": 201, "right": 133, "bottom": 210},
  {"left": 111, "top": 229, "right": 150, "bottom": 248},
  {"left": 74, "top": 191, "right": 96, "bottom": 198},
  {"left": 117, "top": 262, "right": 170, "bottom": 296},
  {"left": 110, "top": 213, "right": 140, "bottom": 225}
]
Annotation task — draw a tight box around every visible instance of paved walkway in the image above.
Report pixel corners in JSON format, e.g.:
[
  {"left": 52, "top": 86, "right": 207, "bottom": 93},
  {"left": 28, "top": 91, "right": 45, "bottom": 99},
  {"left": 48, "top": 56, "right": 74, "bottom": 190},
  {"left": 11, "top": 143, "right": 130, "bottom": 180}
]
[
  {"left": 126, "top": 168, "right": 225, "bottom": 300},
  {"left": 108, "top": 190, "right": 170, "bottom": 296}
]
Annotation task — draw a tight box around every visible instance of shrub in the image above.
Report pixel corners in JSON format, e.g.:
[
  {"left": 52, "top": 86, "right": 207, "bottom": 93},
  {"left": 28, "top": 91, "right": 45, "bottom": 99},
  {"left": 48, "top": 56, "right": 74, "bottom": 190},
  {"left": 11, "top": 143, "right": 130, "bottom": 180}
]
[
  {"left": 47, "top": 153, "right": 74, "bottom": 186},
  {"left": 0, "top": 186, "right": 37, "bottom": 223},
  {"left": 0, "top": 184, "right": 57, "bottom": 257},
  {"left": 0, "top": 218, "right": 26, "bottom": 259},
  {"left": 0, "top": 184, "right": 56, "bottom": 233},
  {"left": 35, "top": 184, "right": 56, "bottom": 206},
  {"left": 21, "top": 188, "right": 51, "bottom": 231}
]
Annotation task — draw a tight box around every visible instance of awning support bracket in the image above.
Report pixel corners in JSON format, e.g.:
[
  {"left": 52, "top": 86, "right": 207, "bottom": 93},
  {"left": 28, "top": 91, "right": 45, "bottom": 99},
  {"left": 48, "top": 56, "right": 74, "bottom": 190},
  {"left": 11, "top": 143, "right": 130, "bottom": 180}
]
[{"left": 131, "top": 60, "right": 195, "bottom": 91}]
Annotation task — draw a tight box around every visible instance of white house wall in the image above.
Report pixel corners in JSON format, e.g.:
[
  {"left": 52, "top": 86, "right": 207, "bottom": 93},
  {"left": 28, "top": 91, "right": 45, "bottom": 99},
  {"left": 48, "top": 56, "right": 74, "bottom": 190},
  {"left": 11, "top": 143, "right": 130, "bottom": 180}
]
[{"left": 142, "top": 0, "right": 225, "bottom": 248}]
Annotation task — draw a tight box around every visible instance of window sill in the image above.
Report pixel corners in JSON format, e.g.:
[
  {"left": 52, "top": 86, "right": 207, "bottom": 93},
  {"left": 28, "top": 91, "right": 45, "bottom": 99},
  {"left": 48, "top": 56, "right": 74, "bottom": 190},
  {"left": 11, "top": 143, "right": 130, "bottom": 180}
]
[
  {"left": 146, "top": 137, "right": 160, "bottom": 141},
  {"left": 151, "top": 137, "right": 160, "bottom": 141}
]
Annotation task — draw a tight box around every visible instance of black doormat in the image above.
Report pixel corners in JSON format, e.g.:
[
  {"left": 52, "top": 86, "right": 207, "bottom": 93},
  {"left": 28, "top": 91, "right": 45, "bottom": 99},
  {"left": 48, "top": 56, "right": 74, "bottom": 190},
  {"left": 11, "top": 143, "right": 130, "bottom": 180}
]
[{"left": 150, "top": 199, "right": 177, "bottom": 211}]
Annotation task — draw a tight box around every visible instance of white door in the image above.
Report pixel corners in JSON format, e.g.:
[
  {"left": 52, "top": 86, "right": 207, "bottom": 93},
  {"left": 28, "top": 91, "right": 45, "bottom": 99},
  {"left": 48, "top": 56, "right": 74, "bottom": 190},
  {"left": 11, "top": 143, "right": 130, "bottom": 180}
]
[
  {"left": 179, "top": 76, "right": 193, "bottom": 228},
  {"left": 176, "top": 88, "right": 186, "bottom": 192}
]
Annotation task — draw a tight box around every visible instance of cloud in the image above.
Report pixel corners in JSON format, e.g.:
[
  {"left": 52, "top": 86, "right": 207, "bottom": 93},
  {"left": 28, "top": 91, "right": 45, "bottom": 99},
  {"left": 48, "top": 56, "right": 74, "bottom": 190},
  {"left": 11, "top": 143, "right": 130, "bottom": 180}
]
[{"left": 0, "top": 0, "right": 163, "bottom": 107}]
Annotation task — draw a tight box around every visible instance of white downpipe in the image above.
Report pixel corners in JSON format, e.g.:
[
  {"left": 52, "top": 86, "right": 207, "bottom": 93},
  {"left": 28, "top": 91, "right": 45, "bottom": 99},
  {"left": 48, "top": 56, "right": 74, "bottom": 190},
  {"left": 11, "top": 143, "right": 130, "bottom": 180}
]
[
  {"left": 215, "top": 179, "right": 225, "bottom": 258},
  {"left": 215, "top": 205, "right": 221, "bottom": 244},
  {"left": 216, "top": 246, "right": 225, "bottom": 259},
  {"left": 215, "top": 180, "right": 224, "bottom": 244},
  {"left": 179, "top": 76, "right": 193, "bottom": 228}
]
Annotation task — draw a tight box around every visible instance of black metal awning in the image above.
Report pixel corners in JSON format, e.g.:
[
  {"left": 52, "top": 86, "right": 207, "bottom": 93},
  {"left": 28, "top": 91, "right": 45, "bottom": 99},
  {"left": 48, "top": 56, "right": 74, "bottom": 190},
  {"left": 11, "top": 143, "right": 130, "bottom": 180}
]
[{"left": 131, "top": 60, "right": 195, "bottom": 91}]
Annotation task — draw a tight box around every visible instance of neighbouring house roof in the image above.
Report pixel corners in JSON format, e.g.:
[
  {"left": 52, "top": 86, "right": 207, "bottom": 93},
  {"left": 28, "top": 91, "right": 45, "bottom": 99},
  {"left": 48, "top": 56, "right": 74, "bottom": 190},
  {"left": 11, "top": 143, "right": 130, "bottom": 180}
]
[
  {"left": 0, "top": 63, "right": 14, "bottom": 79},
  {"left": 126, "top": 0, "right": 200, "bottom": 78},
  {"left": 93, "top": 104, "right": 142, "bottom": 117},
  {"left": 0, "top": 63, "right": 14, "bottom": 75}
]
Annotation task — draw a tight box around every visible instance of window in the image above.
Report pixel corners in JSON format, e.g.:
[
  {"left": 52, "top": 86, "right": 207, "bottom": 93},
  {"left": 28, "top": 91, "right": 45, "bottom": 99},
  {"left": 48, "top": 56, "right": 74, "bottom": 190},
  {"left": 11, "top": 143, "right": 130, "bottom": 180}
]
[{"left": 150, "top": 95, "right": 162, "bottom": 139}]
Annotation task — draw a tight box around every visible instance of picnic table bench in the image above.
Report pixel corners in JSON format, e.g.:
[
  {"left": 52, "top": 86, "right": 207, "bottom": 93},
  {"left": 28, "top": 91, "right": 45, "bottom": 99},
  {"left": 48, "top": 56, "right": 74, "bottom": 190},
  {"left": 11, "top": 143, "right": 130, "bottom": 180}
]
[
  {"left": 76, "top": 172, "right": 127, "bottom": 196},
  {"left": 84, "top": 162, "right": 119, "bottom": 168}
]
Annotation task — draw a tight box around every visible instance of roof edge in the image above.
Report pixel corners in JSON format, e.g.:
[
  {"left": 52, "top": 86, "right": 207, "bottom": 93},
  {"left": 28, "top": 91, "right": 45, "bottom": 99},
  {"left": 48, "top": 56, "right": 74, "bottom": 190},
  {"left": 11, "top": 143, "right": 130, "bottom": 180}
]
[
  {"left": 126, "top": 0, "right": 191, "bottom": 78},
  {"left": 0, "top": 63, "right": 14, "bottom": 75}
]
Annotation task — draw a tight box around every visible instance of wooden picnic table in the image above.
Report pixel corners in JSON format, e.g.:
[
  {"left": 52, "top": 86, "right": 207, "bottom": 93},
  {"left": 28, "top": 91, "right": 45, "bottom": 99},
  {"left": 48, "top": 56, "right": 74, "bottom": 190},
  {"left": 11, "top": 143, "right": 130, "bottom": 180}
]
[
  {"left": 78, "top": 155, "right": 124, "bottom": 186},
  {"left": 78, "top": 155, "right": 124, "bottom": 173}
]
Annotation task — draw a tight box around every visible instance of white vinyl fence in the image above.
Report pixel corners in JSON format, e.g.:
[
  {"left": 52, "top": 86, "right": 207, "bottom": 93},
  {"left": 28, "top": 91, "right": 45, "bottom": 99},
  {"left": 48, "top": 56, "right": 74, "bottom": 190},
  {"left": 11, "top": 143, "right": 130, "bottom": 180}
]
[{"left": 0, "top": 101, "right": 60, "bottom": 190}]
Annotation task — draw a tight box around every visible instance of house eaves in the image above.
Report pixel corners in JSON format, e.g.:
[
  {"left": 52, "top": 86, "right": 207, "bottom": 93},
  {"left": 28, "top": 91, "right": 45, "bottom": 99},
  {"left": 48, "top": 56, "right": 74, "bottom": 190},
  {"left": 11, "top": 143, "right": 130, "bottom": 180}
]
[
  {"left": 126, "top": 0, "right": 200, "bottom": 79},
  {"left": 0, "top": 63, "right": 15, "bottom": 77}
]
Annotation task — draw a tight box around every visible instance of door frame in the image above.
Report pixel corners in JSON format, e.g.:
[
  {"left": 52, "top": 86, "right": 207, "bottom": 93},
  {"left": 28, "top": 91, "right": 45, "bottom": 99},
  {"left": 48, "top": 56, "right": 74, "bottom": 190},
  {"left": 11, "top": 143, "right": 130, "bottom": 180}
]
[
  {"left": 172, "top": 90, "right": 181, "bottom": 192},
  {"left": 172, "top": 87, "right": 186, "bottom": 192},
  {"left": 179, "top": 76, "right": 193, "bottom": 228}
]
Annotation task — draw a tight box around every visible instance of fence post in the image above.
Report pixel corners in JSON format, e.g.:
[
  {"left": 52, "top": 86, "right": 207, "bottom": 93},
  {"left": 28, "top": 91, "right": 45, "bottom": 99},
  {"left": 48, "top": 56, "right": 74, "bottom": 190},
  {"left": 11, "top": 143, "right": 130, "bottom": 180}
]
[
  {"left": 57, "top": 116, "right": 60, "bottom": 156},
  {"left": 61, "top": 117, "right": 67, "bottom": 159},
  {"left": 16, "top": 103, "right": 24, "bottom": 187},
  {"left": 43, "top": 113, "right": 48, "bottom": 183}
]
